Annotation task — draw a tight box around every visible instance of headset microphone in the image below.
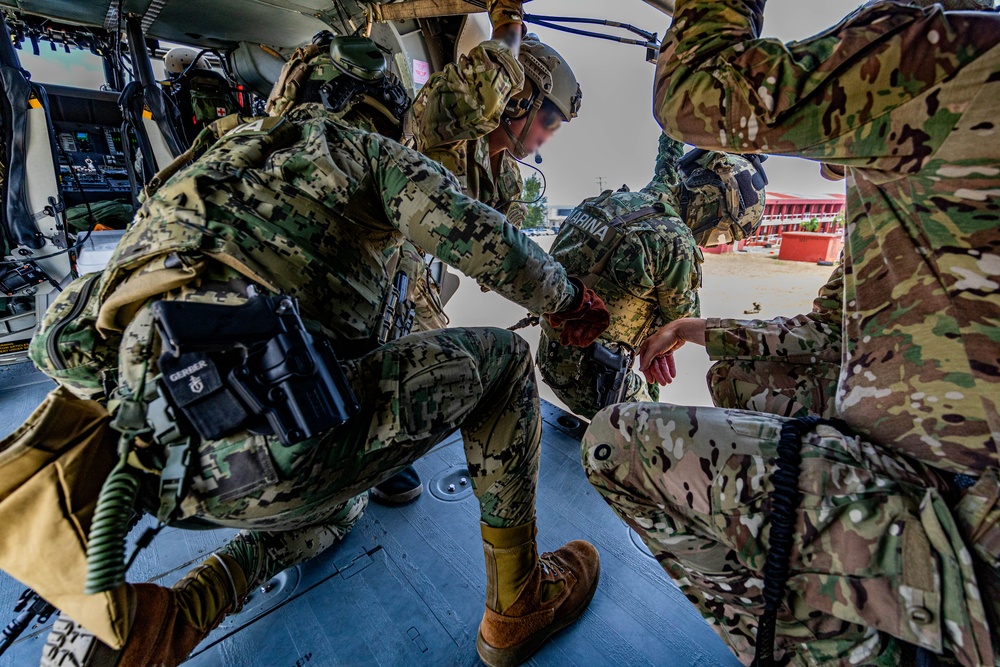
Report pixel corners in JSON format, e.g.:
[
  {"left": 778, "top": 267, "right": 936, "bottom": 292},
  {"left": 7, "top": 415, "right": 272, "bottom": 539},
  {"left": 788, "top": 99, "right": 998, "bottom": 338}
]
[{"left": 534, "top": 152, "right": 543, "bottom": 164}]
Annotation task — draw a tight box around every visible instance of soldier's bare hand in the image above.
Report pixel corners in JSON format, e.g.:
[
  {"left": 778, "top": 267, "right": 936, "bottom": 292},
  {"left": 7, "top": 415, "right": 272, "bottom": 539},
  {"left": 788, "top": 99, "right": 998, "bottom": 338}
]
[
  {"left": 639, "top": 318, "right": 706, "bottom": 382},
  {"left": 643, "top": 353, "right": 676, "bottom": 386}
]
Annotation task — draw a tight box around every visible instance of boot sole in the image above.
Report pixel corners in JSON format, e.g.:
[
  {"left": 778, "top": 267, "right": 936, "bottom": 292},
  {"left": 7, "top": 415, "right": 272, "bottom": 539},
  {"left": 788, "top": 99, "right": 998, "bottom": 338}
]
[
  {"left": 475, "top": 561, "right": 601, "bottom": 667},
  {"left": 40, "top": 616, "right": 121, "bottom": 667}
]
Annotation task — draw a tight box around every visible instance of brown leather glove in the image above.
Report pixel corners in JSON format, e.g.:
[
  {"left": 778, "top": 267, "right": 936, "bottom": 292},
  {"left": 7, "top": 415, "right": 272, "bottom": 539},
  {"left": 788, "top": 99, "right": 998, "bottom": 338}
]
[
  {"left": 546, "top": 278, "right": 610, "bottom": 347},
  {"left": 488, "top": 0, "right": 524, "bottom": 29}
]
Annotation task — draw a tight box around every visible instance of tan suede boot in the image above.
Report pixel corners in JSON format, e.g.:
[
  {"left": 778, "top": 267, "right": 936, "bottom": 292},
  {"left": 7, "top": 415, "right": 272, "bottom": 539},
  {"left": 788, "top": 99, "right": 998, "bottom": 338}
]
[
  {"left": 40, "top": 553, "right": 246, "bottom": 667},
  {"left": 477, "top": 522, "right": 600, "bottom": 667}
]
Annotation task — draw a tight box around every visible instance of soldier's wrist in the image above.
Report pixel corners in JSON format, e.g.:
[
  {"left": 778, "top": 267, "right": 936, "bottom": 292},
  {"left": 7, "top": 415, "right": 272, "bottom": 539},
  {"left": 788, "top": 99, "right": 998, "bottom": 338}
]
[
  {"left": 563, "top": 277, "right": 586, "bottom": 313},
  {"left": 676, "top": 318, "right": 707, "bottom": 347},
  {"left": 547, "top": 278, "right": 584, "bottom": 322}
]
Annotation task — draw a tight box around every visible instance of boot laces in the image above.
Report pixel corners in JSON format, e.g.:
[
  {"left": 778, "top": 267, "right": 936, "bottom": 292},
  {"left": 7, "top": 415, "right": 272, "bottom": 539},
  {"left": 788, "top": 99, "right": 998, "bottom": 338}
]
[
  {"left": 537, "top": 553, "right": 569, "bottom": 604},
  {"left": 539, "top": 553, "right": 566, "bottom": 577}
]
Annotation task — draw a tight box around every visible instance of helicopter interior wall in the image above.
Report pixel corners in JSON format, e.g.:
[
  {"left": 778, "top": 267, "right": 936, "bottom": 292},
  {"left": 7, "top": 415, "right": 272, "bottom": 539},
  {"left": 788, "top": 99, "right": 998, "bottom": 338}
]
[
  {"left": 0, "top": 368, "right": 741, "bottom": 667},
  {"left": 0, "top": 0, "right": 125, "bottom": 28},
  {"left": 228, "top": 42, "right": 287, "bottom": 99},
  {"left": 143, "top": 1, "right": 331, "bottom": 52}
]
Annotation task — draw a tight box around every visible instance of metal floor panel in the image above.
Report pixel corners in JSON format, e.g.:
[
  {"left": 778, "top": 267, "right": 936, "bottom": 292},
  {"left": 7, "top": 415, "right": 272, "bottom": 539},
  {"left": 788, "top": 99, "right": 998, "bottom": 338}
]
[{"left": 0, "top": 376, "right": 740, "bottom": 667}]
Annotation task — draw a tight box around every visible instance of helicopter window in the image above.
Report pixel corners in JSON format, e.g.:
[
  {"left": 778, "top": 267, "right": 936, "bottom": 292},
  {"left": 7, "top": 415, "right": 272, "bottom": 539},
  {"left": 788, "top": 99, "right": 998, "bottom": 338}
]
[
  {"left": 15, "top": 43, "right": 170, "bottom": 91},
  {"left": 16, "top": 48, "right": 105, "bottom": 89}
]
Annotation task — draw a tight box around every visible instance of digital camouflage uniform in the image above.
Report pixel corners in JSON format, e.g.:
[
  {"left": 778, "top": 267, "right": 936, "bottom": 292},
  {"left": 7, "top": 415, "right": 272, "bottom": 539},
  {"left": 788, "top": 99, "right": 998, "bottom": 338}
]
[
  {"left": 399, "top": 38, "right": 528, "bottom": 332},
  {"left": 538, "top": 134, "right": 702, "bottom": 419},
  {"left": 48, "top": 105, "right": 576, "bottom": 598},
  {"left": 585, "top": 1, "right": 1000, "bottom": 665},
  {"left": 707, "top": 264, "right": 842, "bottom": 419}
]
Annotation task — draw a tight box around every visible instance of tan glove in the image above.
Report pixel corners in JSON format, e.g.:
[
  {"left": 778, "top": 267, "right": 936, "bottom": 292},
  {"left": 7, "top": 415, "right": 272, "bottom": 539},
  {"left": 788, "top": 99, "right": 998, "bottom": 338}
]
[{"left": 488, "top": 0, "right": 524, "bottom": 29}]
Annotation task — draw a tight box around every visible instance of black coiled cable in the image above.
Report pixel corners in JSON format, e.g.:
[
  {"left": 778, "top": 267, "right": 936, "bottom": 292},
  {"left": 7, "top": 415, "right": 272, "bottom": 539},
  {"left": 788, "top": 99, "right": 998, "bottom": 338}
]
[{"left": 752, "top": 415, "right": 823, "bottom": 667}]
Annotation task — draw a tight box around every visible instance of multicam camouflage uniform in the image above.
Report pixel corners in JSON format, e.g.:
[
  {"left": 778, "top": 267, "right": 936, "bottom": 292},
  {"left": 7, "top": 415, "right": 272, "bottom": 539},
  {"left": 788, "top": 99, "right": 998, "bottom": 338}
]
[
  {"left": 399, "top": 38, "right": 528, "bottom": 332},
  {"left": 707, "top": 265, "right": 842, "bottom": 419},
  {"left": 538, "top": 134, "right": 701, "bottom": 419},
  {"left": 586, "top": 1, "right": 1000, "bottom": 665},
  {"left": 409, "top": 38, "right": 527, "bottom": 224},
  {"left": 48, "top": 105, "right": 576, "bottom": 596}
]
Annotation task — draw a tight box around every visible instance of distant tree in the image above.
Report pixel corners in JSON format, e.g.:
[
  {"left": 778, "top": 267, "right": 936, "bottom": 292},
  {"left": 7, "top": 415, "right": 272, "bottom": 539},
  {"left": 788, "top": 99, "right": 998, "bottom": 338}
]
[
  {"left": 521, "top": 174, "right": 548, "bottom": 229},
  {"left": 832, "top": 212, "right": 845, "bottom": 229},
  {"left": 802, "top": 217, "right": 820, "bottom": 232}
]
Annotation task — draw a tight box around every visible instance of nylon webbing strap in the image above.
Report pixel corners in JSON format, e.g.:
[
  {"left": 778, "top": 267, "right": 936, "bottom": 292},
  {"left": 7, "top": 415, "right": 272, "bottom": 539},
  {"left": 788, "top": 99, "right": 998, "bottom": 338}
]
[
  {"left": 581, "top": 203, "right": 665, "bottom": 288},
  {"left": 752, "top": 414, "right": 825, "bottom": 667}
]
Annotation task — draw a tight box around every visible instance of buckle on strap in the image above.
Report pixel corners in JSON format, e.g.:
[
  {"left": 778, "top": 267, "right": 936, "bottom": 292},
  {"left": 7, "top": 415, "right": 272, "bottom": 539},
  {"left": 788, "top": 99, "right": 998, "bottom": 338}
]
[
  {"left": 156, "top": 435, "right": 195, "bottom": 523},
  {"left": 147, "top": 389, "right": 195, "bottom": 523}
]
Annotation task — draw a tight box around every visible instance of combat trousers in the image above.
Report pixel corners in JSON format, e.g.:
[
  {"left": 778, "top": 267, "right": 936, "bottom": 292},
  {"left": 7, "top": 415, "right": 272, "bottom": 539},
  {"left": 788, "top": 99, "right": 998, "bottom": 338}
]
[
  {"left": 582, "top": 403, "right": 994, "bottom": 667},
  {"left": 153, "top": 326, "right": 542, "bottom": 591},
  {"left": 537, "top": 331, "right": 654, "bottom": 421},
  {"left": 120, "top": 271, "right": 542, "bottom": 591},
  {"left": 707, "top": 359, "right": 839, "bottom": 419}
]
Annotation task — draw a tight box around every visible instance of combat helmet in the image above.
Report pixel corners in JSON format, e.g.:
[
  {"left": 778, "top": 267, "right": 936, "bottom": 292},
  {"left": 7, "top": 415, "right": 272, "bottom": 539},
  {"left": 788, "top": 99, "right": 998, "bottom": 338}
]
[
  {"left": 266, "top": 32, "right": 411, "bottom": 138},
  {"left": 501, "top": 37, "right": 582, "bottom": 158},
  {"left": 164, "top": 46, "right": 211, "bottom": 76},
  {"left": 678, "top": 147, "right": 768, "bottom": 247}
]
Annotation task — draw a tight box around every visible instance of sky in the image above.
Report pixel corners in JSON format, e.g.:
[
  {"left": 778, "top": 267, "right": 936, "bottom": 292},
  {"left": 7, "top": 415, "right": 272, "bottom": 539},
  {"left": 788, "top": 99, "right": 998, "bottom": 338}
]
[
  {"left": 14, "top": 0, "right": 995, "bottom": 206},
  {"left": 522, "top": 0, "right": 871, "bottom": 206}
]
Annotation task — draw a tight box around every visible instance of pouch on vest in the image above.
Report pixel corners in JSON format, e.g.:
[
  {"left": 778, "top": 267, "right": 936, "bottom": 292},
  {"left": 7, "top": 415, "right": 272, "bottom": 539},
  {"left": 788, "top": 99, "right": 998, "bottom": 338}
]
[
  {"left": 954, "top": 469, "right": 1000, "bottom": 637},
  {"left": 188, "top": 74, "right": 235, "bottom": 127},
  {"left": 0, "top": 388, "right": 129, "bottom": 649},
  {"left": 29, "top": 272, "right": 121, "bottom": 402}
]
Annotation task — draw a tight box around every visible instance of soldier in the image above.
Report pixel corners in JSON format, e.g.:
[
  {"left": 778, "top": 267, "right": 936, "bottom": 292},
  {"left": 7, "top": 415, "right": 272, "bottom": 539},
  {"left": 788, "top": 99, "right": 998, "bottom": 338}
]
[
  {"left": 24, "top": 28, "right": 609, "bottom": 667},
  {"left": 709, "top": 160, "right": 848, "bottom": 419},
  {"left": 583, "top": 1, "right": 1000, "bottom": 666},
  {"left": 408, "top": 5, "right": 581, "bottom": 229},
  {"left": 398, "top": 3, "right": 582, "bottom": 333},
  {"left": 376, "top": 0, "right": 582, "bottom": 503},
  {"left": 538, "top": 132, "right": 767, "bottom": 420}
]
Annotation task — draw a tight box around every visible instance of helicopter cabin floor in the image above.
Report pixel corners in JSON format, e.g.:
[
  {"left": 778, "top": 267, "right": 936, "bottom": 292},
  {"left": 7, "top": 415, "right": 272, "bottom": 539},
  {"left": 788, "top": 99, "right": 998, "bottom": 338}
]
[{"left": 0, "top": 363, "right": 740, "bottom": 667}]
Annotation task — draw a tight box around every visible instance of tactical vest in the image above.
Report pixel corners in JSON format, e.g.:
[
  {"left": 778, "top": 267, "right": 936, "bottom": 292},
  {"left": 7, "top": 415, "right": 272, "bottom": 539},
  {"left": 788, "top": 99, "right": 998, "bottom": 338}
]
[
  {"left": 99, "top": 110, "right": 392, "bottom": 347},
  {"left": 98, "top": 113, "right": 305, "bottom": 330},
  {"left": 549, "top": 191, "right": 671, "bottom": 349}
]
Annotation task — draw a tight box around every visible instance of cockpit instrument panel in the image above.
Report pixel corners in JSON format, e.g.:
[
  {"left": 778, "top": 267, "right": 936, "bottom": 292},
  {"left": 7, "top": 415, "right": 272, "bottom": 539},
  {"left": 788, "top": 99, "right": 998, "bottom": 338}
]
[{"left": 44, "top": 84, "right": 133, "bottom": 205}]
